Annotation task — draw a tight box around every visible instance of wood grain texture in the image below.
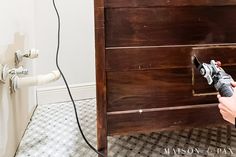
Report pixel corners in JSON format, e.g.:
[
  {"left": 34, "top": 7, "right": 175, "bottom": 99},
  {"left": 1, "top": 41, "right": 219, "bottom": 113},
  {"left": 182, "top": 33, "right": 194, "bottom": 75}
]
[
  {"left": 106, "top": 46, "right": 236, "bottom": 111},
  {"left": 106, "top": 45, "right": 236, "bottom": 71},
  {"left": 192, "top": 46, "right": 236, "bottom": 64},
  {"left": 107, "top": 69, "right": 218, "bottom": 112},
  {"left": 106, "top": 7, "right": 236, "bottom": 47},
  {"left": 107, "top": 104, "right": 227, "bottom": 135},
  {"left": 106, "top": 46, "right": 192, "bottom": 71},
  {"left": 105, "top": 0, "right": 236, "bottom": 8},
  {"left": 95, "top": 1, "right": 236, "bottom": 154},
  {"left": 94, "top": 0, "right": 107, "bottom": 155}
]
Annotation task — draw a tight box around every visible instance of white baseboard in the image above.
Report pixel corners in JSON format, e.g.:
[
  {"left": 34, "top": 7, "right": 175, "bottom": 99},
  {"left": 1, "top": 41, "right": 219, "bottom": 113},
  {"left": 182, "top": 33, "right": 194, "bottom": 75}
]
[{"left": 36, "top": 83, "right": 96, "bottom": 105}]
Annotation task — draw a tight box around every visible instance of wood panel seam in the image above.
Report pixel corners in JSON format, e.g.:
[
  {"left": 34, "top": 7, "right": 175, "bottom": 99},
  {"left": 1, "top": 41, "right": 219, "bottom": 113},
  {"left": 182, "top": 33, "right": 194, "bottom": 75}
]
[{"left": 107, "top": 103, "right": 218, "bottom": 115}]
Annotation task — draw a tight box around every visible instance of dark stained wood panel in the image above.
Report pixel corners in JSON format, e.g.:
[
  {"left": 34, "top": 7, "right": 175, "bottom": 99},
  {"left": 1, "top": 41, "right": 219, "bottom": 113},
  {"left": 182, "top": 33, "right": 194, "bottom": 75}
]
[
  {"left": 106, "top": 7, "right": 236, "bottom": 47},
  {"left": 105, "top": 0, "right": 236, "bottom": 8},
  {"left": 106, "top": 47, "right": 192, "bottom": 71},
  {"left": 107, "top": 69, "right": 217, "bottom": 112},
  {"left": 192, "top": 46, "right": 236, "bottom": 64},
  {"left": 94, "top": 0, "right": 108, "bottom": 155},
  {"left": 95, "top": 0, "right": 236, "bottom": 155},
  {"left": 106, "top": 46, "right": 236, "bottom": 112},
  {"left": 106, "top": 45, "right": 236, "bottom": 72},
  {"left": 107, "top": 105, "right": 227, "bottom": 135}
]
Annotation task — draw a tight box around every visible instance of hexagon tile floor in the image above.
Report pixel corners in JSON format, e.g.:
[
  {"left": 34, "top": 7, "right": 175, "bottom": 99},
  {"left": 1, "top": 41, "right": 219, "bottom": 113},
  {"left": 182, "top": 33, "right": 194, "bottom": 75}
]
[{"left": 15, "top": 98, "right": 236, "bottom": 157}]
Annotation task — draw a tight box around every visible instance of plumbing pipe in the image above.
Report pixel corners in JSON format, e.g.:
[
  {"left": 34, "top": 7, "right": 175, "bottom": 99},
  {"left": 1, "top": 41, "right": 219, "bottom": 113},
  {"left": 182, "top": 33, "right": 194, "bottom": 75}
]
[
  {"left": 9, "top": 66, "right": 28, "bottom": 75},
  {"left": 0, "top": 65, "right": 28, "bottom": 83},
  {"left": 11, "top": 70, "right": 61, "bottom": 91},
  {"left": 15, "top": 49, "right": 39, "bottom": 63},
  {"left": 0, "top": 64, "right": 9, "bottom": 83}
]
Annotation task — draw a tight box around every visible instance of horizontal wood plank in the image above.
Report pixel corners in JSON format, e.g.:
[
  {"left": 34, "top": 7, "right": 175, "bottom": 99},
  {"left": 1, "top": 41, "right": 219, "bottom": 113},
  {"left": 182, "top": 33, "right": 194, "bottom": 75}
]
[
  {"left": 106, "top": 45, "right": 236, "bottom": 71},
  {"left": 107, "top": 104, "right": 227, "bottom": 135},
  {"left": 106, "top": 47, "right": 192, "bottom": 71},
  {"left": 106, "top": 46, "right": 236, "bottom": 102},
  {"left": 106, "top": 7, "right": 236, "bottom": 47},
  {"left": 105, "top": 0, "right": 236, "bottom": 8},
  {"left": 107, "top": 69, "right": 218, "bottom": 112}
]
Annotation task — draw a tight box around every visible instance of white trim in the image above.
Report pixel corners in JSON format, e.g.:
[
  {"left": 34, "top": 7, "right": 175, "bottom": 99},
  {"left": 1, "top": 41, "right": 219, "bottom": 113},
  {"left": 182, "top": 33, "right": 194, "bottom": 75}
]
[{"left": 36, "top": 82, "right": 96, "bottom": 105}]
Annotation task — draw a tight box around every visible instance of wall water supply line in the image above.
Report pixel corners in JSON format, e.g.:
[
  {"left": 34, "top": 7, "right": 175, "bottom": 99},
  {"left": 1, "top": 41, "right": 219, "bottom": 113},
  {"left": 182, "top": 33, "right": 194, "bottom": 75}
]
[
  {"left": 0, "top": 48, "right": 61, "bottom": 92},
  {"left": 1, "top": 1, "right": 103, "bottom": 156}
]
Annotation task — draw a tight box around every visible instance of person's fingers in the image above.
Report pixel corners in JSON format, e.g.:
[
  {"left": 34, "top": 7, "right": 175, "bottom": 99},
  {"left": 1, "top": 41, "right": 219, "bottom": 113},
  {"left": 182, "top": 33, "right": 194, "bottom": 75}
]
[
  {"left": 219, "top": 109, "right": 235, "bottom": 125},
  {"left": 218, "top": 96, "right": 236, "bottom": 113},
  {"left": 220, "top": 110, "right": 229, "bottom": 121},
  {"left": 218, "top": 97, "right": 227, "bottom": 103},
  {"left": 217, "top": 94, "right": 221, "bottom": 99},
  {"left": 219, "top": 109, "right": 227, "bottom": 117},
  {"left": 223, "top": 115, "right": 235, "bottom": 125},
  {"left": 232, "top": 87, "right": 236, "bottom": 93},
  {"left": 231, "top": 82, "right": 236, "bottom": 87},
  {"left": 218, "top": 97, "right": 232, "bottom": 109},
  {"left": 218, "top": 103, "right": 232, "bottom": 114},
  {"left": 218, "top": 103, "right": 226, "bottom": 111}
]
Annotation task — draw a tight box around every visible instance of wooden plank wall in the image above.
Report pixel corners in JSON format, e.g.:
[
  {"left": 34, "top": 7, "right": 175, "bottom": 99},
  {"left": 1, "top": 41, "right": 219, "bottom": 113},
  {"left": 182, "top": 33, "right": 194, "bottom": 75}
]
[{"left": 96, "top": 0, "right": 236, "bottom": 140}]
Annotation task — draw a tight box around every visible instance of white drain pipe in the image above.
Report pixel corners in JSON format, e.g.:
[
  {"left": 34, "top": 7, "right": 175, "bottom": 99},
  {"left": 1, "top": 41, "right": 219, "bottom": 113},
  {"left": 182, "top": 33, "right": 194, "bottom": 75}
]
[{"left": 11, "top": 70, "right": 61, "bottom": 91}]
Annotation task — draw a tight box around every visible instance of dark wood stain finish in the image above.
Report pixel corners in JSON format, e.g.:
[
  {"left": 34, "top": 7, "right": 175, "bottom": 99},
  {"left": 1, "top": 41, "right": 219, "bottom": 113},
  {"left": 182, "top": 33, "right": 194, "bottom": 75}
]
[
  {"left": 107, "top": 69, "right": 218, "bottom": 111},
  {"left": 94, "top": 0, "right": 107, "bottom": 156},
  {"left": 107, "top": 104, "right": 225, "bottom": 135},
  {"left": 105, "top": 0, "right": 236, "bottom": 8},
  {"left": 106, "top": 7, "right": 236, "bottom": 47},
  {"left": 95, "top": 1, "right": 236, "bottom": 156},
  {"left": 106, "top": 47, "right": 192, "bottom": 71}
]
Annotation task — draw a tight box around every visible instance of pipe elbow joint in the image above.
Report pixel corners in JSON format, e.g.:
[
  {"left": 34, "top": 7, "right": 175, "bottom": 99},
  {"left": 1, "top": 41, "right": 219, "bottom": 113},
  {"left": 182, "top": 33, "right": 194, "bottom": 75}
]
[{"left": 11, "top": 70, "right": 61, "bottom": 92}]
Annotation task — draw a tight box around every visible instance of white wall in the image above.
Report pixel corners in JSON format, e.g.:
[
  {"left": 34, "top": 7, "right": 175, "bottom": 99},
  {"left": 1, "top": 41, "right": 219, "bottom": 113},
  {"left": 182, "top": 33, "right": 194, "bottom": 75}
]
[
  {"left": 35, "top": 0, "right": 96, "bottom": 88},
  {"left": 0, "top": 0, "right": 95, "bottom": 156},
  {"left": 0, "top": 1, "right": 36, "bottom": 157}
]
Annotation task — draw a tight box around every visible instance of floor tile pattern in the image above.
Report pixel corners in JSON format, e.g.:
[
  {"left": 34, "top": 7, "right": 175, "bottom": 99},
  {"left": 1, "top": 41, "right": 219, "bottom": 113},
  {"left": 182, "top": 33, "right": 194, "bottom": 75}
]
[{"left": 15, "top": 99, "right": 236, "bottom": 157}]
